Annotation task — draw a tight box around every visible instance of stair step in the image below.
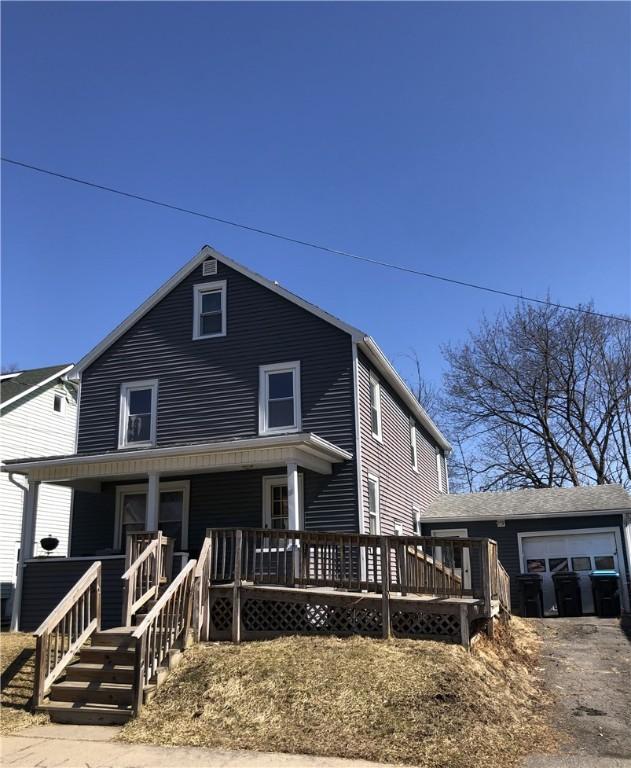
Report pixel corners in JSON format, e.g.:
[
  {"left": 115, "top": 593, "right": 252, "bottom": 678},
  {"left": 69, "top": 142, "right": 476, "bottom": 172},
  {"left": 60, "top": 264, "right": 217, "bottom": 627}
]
[
  {"left": 92, "top": 629, "right": 136, "bottom": 648},
  {"left": 65, "top": 663, "right": 135, "bottom": 685},
  {"left": 79, "top": 646, "right": 136, "bottom": 666},
  {"left": 50, "top": 680, "right": 133, "bottom": 706},
  {"left": 39, "top": 700, "right": 132, "bottom": 725}
]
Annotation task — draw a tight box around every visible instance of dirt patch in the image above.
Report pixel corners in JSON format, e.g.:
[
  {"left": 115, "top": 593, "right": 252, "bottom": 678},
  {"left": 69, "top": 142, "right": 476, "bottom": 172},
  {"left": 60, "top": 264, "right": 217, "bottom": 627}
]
[
  {"left": 120, "top": 619, "right": 558, "bottom": 768},
  {"left": 526, "top": 617, "right": 631, "bottom": 763},
  {"left": 1, "top": 632, "right": 49, "bottom": 734}
]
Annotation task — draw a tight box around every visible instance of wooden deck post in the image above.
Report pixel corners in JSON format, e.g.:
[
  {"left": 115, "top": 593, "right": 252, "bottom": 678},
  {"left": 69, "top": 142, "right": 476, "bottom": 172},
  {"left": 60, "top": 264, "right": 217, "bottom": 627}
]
[
  {"left": 459, "top": 604, "right": 470, "bottom": 649},
  {"left": 232, "top": 530, "right": 243, "bottom": 644},
  {"left": 481, "top": 540, "right": 493, "bottom": 617},
  {"left": 380, "top": 537, "right": 391, "bottom": 640}
]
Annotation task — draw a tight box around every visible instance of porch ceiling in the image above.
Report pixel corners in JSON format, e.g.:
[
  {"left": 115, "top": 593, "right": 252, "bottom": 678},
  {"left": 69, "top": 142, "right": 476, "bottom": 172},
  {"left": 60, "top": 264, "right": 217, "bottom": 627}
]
[{"left": 2, "top": 433, "right": 352, "bottom": 484}]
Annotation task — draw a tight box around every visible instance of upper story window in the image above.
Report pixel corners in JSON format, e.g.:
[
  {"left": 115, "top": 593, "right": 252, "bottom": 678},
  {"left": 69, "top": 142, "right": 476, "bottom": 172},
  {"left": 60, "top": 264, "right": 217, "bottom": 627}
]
[
  {"left": 368, "top": 474, "right": 380, "bottom": 534},
  {"left": 410, "top": 419, "right": 418, "bottom": 471},
  {"left": 53, "top": 393, "right": 65, "bottom": 414},
  {"left": 193, "top": 281, "right": 226, "bottom": 340},
  {"left": 259, "top": 361, "right": 301, "bottom": 435},
  {"left": 413, "top": 505, "right": 421, "bottom": 535},
  {"left": 436, "top": 448, "right": 444, "bottom": 492},
  {"left": 118, "top": 380, "right": 158, "bottom": 448},
  {"left": 369, "top": 374, "right": 382, "bottom": 441}
]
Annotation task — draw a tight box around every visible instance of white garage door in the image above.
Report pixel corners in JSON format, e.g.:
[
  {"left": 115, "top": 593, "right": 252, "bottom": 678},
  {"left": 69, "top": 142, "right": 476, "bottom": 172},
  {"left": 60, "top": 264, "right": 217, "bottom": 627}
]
[{"left": 521, "top": 531, "right": 619, "bottom": 615}]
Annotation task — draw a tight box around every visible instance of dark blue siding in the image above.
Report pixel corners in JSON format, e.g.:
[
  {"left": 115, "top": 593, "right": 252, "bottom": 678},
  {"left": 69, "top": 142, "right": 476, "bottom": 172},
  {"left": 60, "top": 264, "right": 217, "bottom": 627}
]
[
  {"left": 77, "top": 258, "right": 358, "bottom": 532},
  {"left": 423, "top": 514, "right": 628, "bottom": 613}
]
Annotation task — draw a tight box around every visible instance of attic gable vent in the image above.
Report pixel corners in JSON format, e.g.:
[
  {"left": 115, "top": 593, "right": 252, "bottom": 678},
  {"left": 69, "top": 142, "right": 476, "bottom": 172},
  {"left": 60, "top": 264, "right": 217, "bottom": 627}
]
[{"left": 202, "top": 259, "right": 218, "bottom": 277}]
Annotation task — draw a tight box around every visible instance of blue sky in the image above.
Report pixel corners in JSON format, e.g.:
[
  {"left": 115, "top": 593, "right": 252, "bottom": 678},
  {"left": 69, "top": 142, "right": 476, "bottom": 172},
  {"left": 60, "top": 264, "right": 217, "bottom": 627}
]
[{"left": 2, "top": 2, "right": 629, "bottom": 390}]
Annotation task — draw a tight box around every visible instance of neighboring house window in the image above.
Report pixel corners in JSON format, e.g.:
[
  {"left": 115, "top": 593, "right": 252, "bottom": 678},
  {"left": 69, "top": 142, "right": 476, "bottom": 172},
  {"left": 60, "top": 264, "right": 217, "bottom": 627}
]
[
  {"left": 259, "top": 362, "right": 301, "bottom": 435},
  {"left": 436, "top": 448, "right": 444, "bottom": 492},
  {"left": 368, "top": 474, "right": 380, "bottom": 534},
  {"left": 118, "top": 380, "right": 158, "bottom": 448},
  {"left": 410, "top": 419, "right": 418, "bottom": 471},
  {"left": 369, "top": 375, "right": 382, "bottom": 441},
  {"left": 394, "top": 520, "right": 403, "bottom": 536},
  {"left": 53, "top": 393, "right": 65, "bottom": 414},
  {"left": 413, "top": 505, "right": 421, "bottom": 535},
  {"left": 193, "top": 281, "right": 226, "bottom": 340},
  {"left": 262, "top": 474, "right": 304, "bottom": 529}
]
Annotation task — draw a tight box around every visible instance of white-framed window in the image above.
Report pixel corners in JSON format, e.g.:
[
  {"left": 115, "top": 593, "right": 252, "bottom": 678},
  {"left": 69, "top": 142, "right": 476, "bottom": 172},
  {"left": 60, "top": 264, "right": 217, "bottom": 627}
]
[
  {"left": 53, "top": 392, "right": 65, "bottom": 415},
  {"left": 262, "top": 474, "right": 304, "bottom": 530},
  {"left": 259, "top": 361, "right": 301, "bottom": 435},
  {"left": 394, "top": 520, "right": 403, "bottom": 536},
  {"left": 114, "top": 480, "right": 190, "bottom": 550},
  {"left": 369, "top": 375, "right": 382, "bottom": 441},
  {"left": 436, "top": 448, "right": 444, "bottom": 492},
  {"left": 410, "top": 419, "right": 418, "bottom": 471},
  {"left": 118, "top": 380, "right": 158, "bottom": 448},
  {"left": 368, "top": 474, "right": 380, "bottom": 535},
  {"left": 413, "top": 505, "right": 421, "bottom": 535},
  {"left": 192, "top": 280, "right": 226, "bottom": 340}
]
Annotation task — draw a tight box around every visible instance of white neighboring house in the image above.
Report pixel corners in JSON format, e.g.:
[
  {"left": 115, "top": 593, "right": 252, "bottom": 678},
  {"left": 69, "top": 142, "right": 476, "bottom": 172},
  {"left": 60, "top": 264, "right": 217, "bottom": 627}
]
[{"left": 0, "top": 364, "right": 77, "bottom": 623}]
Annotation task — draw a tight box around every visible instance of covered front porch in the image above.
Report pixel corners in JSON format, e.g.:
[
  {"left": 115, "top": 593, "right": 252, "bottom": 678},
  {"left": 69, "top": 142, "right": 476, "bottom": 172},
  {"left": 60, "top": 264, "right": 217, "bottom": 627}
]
[{"left": 4, "top": 433, "right": 352, "bottom": 631}]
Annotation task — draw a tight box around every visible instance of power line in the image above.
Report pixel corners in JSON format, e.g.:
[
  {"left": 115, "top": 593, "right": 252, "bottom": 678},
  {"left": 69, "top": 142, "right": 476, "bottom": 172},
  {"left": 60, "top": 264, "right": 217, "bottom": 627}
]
[{"left": 2, "top": 155, "right": 628, "bottom": 324}]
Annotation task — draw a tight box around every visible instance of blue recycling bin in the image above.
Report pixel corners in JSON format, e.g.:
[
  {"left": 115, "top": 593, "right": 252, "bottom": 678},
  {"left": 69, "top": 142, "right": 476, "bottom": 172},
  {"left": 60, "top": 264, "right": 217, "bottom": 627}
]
[{"left": 590, "top": 570, "right": 620, "bottom": 618}]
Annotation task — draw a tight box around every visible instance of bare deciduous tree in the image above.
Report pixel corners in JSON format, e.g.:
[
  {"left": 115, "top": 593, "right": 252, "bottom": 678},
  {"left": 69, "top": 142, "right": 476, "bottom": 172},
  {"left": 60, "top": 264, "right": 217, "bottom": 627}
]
[{"left": 442, "top": 303, "right": 631, "bottom": 491}]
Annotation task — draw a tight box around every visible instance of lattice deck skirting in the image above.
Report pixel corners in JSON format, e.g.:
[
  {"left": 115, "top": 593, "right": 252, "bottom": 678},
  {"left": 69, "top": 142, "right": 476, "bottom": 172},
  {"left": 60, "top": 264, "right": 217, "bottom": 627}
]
[{"left": 209, "top": 588, "right": 466, "bottom": 643}]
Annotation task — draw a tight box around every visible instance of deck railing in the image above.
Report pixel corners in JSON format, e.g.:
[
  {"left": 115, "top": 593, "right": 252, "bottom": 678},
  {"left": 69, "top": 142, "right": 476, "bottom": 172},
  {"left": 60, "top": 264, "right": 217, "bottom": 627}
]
[
  {"left": 121, "top": 532, "right": 174, "bottom": 625},
  {"left": 206, "top": 528, "right": 496, "bottom": 601},
  {"left": 132, "top": 559, "right": 196, "bottom": 715},
  {"left": 193, "top": 536, "right": 213, "bottom": 642},
  {"left": 32, "top": 561, "right": 101, "bottom": 707}
]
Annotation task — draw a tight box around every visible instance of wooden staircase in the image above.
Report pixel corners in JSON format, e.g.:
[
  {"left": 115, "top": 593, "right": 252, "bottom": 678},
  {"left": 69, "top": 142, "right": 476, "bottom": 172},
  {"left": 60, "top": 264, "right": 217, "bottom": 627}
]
[{"left": 32, "top": 531, "right": 211, "bottom": 725}]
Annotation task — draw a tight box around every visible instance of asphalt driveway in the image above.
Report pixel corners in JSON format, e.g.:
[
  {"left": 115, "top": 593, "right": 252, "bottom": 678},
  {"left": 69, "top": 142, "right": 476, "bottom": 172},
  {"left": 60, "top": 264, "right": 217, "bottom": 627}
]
[{"left": 525, "top": 617, "right": 631, "bottom": 768}]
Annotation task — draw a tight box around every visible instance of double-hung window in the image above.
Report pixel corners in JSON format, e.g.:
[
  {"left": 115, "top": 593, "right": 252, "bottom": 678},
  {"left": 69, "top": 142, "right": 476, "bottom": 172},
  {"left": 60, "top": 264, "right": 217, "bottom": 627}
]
[
  {"left": 413, "top": 505, "right": 421, "bottom": 535},
  {"left": 369, "top": 375, "right": 382, "bottom": 441},
  {"left": 410, "top": 419, "right": 418, "bottom": 471},
  {"left": 259, "top": 361, "right": 301, "bottom": 435},
  {"left": 193, "top": 281, "right": 226, "bottom": 339},
  {"left": 436, "top": 448, "right": 444, "bottom": 492},
  {"left": 367, "top": 474, "right": 380, "bottom": 535},
  {"left": 118, "top": 380, "right": 158, "bottom": 448}
]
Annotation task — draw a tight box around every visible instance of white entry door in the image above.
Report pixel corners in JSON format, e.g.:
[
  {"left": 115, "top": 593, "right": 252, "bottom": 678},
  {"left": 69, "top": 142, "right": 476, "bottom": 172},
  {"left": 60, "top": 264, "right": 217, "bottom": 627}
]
[
  {"left": 521, "top": 531, "right": 619, "bottom": 615},
  {"left": 431, "top": 528, "right": 472, "bottom": 590}
]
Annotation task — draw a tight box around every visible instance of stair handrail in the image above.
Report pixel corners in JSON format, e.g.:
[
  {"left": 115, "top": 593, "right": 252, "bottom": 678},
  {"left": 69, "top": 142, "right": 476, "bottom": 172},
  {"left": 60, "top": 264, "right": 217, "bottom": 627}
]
[
  {"left": 131, "top": 558, "right": 197, "bottom": 715},
  {"left": 496, "top": 559, "right": 512, "bottom": 615},
  {"left": 121, "top": 535, "right": 163, "bottom": 626},
  {"left": 193, "top": 536, "right": 213, "bottom": 642},
  {"left": 32, "top": 561, "right": 102, "bottom": 707}
]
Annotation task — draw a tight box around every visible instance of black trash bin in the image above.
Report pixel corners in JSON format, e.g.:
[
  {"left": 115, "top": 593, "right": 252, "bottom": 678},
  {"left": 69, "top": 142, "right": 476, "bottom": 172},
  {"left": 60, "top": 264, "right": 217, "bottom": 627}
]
[
  {"left": 552, "top": 571, "right": 582, "bottom": 616},
  {"left": 517, "top": 574, "right": 544, "bottom": 617},
  {"left": 590, "top": 570, "right": 620, "bottom": 618}
]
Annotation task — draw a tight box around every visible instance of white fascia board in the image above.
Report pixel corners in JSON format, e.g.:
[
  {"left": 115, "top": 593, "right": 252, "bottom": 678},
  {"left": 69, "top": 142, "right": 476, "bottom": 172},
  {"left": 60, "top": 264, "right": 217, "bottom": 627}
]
[
  {"left": 2, "top": 432, "right": 353, "bottom": 474},
  {"left": 420, "top": 507, "right": 630, "bottom": 524},
  {"left": 70, "top": 245, "right": 365, "bottom": 377},
  {"left": 358, "top": 336, "right": 451, "bottom": 453},
  {"left": 0, "top": 365, "right": 75, "bottom": 411}
]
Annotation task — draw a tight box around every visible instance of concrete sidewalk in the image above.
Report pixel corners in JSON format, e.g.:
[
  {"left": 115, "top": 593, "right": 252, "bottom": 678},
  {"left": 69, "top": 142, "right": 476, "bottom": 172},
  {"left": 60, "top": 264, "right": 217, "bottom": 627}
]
[{"left": 1, "top": 724, "right": 400, "bottom": 768}]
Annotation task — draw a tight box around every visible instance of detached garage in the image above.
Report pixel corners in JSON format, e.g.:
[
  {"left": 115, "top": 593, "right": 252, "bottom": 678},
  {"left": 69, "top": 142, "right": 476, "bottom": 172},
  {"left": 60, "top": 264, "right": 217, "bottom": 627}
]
[{"left": 422, "top": 485, "right": 631, "bottom": 617}]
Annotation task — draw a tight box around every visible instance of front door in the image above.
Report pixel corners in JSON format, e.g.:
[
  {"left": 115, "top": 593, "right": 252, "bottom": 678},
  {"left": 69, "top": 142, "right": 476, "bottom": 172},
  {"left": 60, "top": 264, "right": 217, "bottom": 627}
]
[
  {"left": 431, "top": 528, "right": 472, "bottom": 590},
  {"left": 116, "top": 482, "right": 189, "bottom": 551},
  {"left": 522, "top": 531, "right": 619, "bottom": 615}
]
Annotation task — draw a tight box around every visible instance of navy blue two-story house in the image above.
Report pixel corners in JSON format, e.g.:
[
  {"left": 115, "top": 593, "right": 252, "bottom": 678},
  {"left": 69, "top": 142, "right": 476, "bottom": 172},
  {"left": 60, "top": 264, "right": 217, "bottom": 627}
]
[{"left": 7, "top": 245, "right": 451, "bottom": 629}]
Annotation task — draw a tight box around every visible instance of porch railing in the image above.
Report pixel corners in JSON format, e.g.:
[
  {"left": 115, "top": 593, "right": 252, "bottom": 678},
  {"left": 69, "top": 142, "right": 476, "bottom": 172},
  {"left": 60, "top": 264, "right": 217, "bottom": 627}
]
[
  {"left": 121, "top": 532, "right": 174, "bottom": 626},
  {"left": 193, "top": 536, "right": 213, "bottom": 642},
  {"left": 32, "top": 561, "right": 101, "bottom": 707},
  {"left": 206, "top": 528, "right": 496, "bottom": 601},
  {"left": 132, "top": 558, "right": 196, "bottom": 715}
]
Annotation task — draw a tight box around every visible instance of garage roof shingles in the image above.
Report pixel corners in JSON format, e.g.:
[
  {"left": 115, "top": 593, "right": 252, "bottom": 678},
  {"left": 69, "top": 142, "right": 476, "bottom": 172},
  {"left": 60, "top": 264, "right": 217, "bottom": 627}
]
[{"left": 426, "top": 484, "right": 631, "bottom": 520}]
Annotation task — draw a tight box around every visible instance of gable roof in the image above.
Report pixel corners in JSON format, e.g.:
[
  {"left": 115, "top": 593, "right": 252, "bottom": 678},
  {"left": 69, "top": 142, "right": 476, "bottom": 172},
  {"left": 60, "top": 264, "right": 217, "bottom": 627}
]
[
  {"left": 0, "top": 364, "right": 74, "bottom": 410},
  {"left": 424, "top": 484, "right": 631, "bottom": 522},
  {"left": 70, "top": 244, "right": 451, "bottom": 452}
]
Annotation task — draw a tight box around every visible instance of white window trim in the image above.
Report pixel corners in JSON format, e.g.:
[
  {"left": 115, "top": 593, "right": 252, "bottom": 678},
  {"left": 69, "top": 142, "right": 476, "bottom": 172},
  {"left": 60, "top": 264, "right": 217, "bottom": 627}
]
[
  {"left": 367, "top": 473, "right": 380, "bottom": 535},
  {"left": 436, "top": 448, "right": 444, "bottom": 492},
  {"left": 53, "top": 392, "right": 66, "bottom": 416},
  {"left": 114, "top": 480, "right": 190, "bottom": 550},
  {"left": 413, "top": 504, "right": 421, "bottom": 535},
  {"left": 192, "top": 280, "right": 227, "bottom": 340},
  {"left": 369, "top": 374, "right": 382, "bottom": 442},
  {"left": 410, "top": 420, "right": 418, "bottom": 472},
  {"left": 258, "top": 361, "right": 301, "bottom": 435},
  {"left": 118, "top": 379, "right": 158, "bottom": 449},
  {"left": 262, "top": 473, "right": 304, "bottom": 530},
  {"left": 394, "top": 520, "right": 403, "bottom": 536}
]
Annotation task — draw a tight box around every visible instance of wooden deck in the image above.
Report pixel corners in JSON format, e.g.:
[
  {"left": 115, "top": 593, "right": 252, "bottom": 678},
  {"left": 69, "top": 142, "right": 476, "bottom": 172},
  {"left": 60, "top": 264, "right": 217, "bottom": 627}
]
[{"left": 206, "top": 528, "right": 509, "bottom": 648}]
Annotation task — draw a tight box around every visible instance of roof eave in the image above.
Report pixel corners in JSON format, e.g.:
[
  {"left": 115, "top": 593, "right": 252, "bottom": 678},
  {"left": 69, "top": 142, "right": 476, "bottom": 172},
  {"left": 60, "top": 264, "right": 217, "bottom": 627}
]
[
  {"left": 422, "top": 506, "right": 631, "bottom": 523},
  {"left": 0, "top": 365, "right": 75, "bottom": 410}
]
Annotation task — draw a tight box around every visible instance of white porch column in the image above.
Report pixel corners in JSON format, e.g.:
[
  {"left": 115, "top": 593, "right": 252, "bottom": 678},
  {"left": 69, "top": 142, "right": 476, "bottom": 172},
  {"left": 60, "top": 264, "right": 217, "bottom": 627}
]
[
  {"left": 287, "top": 462, "right": 300, "bottom": 530},
  {"left": 11, "top": 479, "right": 40, "bottom": 631},
  {"left": 146, "top": 472, "right": 160, "bottom": 532}
]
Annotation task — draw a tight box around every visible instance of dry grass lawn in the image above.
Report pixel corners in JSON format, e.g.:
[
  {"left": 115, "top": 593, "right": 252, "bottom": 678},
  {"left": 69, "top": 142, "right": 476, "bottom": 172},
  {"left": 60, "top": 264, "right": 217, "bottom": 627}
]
[
  {"left": 1, "top": 632, "right": 48, "bottom": 734},
  {"left": 120, "top": 618, "right": 558, "bottom": 767}
]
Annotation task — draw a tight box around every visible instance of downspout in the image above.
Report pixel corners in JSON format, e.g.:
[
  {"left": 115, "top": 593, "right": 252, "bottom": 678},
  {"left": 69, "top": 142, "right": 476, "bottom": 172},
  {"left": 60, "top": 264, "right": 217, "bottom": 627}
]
[{"left": 8, "top": 473, "right": 28, "bottom": 632}]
